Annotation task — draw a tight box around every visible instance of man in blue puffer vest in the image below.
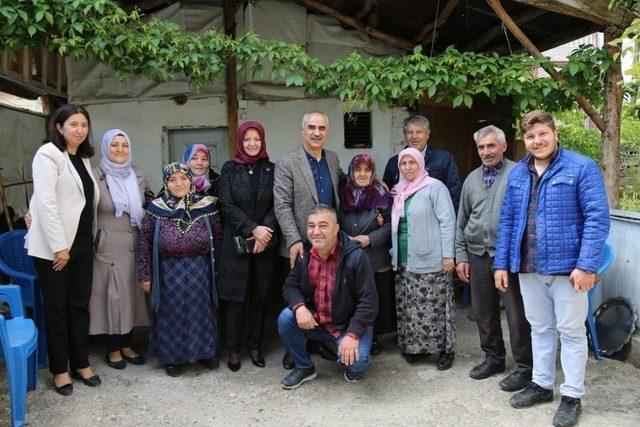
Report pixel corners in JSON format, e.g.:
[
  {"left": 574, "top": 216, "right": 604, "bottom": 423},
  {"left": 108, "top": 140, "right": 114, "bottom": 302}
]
[{"left": 493, "top": 110, "right": 610, "bottom": 427}]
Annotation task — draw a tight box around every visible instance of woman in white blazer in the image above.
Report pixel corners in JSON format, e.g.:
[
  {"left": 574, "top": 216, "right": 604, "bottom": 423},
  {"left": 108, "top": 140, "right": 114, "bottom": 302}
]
[{"left": 26, "top": 104, "right": 101, "bottom": 396}]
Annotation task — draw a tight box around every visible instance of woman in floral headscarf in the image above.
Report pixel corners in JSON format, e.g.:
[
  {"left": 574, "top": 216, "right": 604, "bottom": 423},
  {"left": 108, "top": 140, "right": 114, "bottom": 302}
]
[
  {"left": 339, "top": 154, "right": 394, "bottom": 355},
  {"left": 137, "top": 162, "right": 222, "bottom": 377},
  {"left": 182, "top": 144, "right": 220, "bottom": 199}
]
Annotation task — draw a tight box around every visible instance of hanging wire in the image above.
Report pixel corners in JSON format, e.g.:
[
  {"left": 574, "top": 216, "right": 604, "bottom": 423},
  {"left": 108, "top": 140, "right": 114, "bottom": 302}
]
[
  {"left": 502, "top": 23, "right": 513, "bottom": 55},
  {"left": 430, "top": 0, "right": 441, "bottom": 57},
  {"left": 248, "top": 0, "right": 255, "bottom": 31}
]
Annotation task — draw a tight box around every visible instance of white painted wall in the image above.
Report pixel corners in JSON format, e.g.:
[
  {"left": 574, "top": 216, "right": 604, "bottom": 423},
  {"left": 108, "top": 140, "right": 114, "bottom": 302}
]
[{"left": 86, "top": 97, "right": 406, "bottom": 189}]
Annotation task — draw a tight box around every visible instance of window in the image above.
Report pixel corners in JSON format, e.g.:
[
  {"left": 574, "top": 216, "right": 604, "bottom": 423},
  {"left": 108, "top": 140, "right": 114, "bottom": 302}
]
[{"left": 343, "top": 112, "right": 372, "bottom": 149}]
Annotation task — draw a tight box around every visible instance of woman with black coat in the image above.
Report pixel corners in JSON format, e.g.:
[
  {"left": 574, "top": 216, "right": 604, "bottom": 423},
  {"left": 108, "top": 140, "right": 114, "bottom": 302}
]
[{"left": 217, "top": 121, "right": 278, "bottom": 371}]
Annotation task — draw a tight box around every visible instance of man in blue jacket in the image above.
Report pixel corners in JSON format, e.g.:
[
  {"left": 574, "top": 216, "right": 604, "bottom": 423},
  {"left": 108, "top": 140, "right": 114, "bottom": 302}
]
[
  {"left": 494, "top": 110, "right": 610, "bottom": 427},
  {"left": 382, "top": 114, "right": 461, "bottom": 211}
]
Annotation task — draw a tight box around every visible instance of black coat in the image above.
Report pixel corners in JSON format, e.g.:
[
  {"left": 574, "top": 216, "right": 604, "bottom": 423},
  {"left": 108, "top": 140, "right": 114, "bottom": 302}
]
[{"left": 217, "top": 159, "right": 278, "bottom": 303}]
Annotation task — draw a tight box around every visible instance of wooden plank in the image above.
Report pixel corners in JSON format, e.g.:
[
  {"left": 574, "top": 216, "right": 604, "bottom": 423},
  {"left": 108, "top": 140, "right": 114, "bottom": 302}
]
[
  {"left": 22, "top": 48, "right": 29, "bottom": 82},
  {"left": 465, "top": 9, "right": 546, "bottom": 51},
  {"left": 414, "top": 0, "right": 460, "bottom": 44},
  {"left": 298, "top": 0, "right": 414, "bottom": 51},
  {"left": 486, "top": 0, "right": 606, "bottom": 132},
  {"left": 511, "top": 0, "right": 635, "bottom": 29},
  {"left": 602, "top": 27, "right": 623, "bottom": 209},
  {"left": 56, "top": 54, "right": 62, "bottom": 92},
  {"left": 224, "top": 0, "right": 238, "bottom": 159},
  {"left": 40, "top": 48, "right": 48, "bottom": 88},
  {"left": 1, "top": 51, "right": 8, "bottom": 74}
]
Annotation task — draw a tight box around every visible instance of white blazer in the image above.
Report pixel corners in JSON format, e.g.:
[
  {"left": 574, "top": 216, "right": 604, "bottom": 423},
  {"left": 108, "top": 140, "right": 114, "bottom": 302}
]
[{"left": 25, "top": 142, "right": 100, "bottom": 261}]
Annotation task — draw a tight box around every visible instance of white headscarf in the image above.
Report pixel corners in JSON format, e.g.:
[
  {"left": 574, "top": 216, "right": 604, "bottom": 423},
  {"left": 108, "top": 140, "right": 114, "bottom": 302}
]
[{"left": 99, "top": 129, "right": 145, "bottom": 227}]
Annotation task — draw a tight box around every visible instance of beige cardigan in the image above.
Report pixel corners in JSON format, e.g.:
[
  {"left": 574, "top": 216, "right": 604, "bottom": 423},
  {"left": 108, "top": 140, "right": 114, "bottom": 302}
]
[{"left": 25, "top": 142, "right": 99, "bottom": 260}]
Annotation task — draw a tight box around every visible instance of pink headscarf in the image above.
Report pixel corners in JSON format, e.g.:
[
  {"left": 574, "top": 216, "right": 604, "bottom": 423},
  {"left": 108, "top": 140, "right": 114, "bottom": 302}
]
[{"left": 391, "top": 147, "right": 436, "bottom": 233}]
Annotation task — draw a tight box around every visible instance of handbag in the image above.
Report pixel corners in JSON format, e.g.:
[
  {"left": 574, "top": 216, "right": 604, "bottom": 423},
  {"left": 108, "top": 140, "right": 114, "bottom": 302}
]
[{"left": 234, "top": 234, "right": 278, "bottom": 255}]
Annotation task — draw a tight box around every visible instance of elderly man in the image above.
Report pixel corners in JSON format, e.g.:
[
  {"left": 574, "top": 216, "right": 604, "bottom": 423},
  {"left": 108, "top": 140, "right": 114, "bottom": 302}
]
[
  {"left": 455, "top": 125, "right": 532, "bottom": 392},
  {"left": 278, "top": 205, "right": 378, "bottom": 389},
  {"left": 494, "top": 110, "right": 610, "bottom": 427},
  {"left": 382, "top": 114, "right": 461, "bottom": 210},
  {"left": 274, "top": 111, "right": 343, "bottom": 368}
]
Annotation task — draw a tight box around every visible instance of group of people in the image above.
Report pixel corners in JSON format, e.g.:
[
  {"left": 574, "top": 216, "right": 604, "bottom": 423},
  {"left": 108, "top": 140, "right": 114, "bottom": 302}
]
[{"left": 23, "top": 105, "right": 609, "bottom": 427}]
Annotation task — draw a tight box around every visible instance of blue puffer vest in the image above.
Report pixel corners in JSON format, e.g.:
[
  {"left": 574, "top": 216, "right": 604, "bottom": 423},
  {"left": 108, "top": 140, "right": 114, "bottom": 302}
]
[{"left": 494, "top": 146, "right": 610, "bottom": 275}]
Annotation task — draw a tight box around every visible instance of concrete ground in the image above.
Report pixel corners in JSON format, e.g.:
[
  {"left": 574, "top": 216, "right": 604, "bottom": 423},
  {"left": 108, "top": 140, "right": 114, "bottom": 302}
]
[{"left": 2, "top": 307, "right": 639, "bottom": 426}]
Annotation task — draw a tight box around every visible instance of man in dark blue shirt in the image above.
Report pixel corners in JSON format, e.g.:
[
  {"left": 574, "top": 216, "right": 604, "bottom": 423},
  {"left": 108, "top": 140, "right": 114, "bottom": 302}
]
[{"left": 382, "top": 114, "right": 461, "bottom": 211}]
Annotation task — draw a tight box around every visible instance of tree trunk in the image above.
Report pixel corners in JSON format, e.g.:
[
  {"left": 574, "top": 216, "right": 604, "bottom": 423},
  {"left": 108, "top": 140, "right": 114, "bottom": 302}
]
[{"left": 602, "top": 28, "right": 623, "bottom": 209}]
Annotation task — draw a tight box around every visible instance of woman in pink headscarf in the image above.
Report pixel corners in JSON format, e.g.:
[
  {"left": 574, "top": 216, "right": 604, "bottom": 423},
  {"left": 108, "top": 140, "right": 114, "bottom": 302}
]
[
  {"left": 390, "top": 148, "right": 457, "bottom": 370},
  {"left": 182, "top": 144, "right": 220, "bottom": 199}
]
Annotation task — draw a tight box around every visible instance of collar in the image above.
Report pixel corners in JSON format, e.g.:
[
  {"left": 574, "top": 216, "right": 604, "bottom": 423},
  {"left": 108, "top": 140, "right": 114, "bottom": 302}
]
[
  {"left": 482, "top": 160, "right": 504, "bottom": 173},
  {"left": 310, "top": 241, "right": 340, "bottom": 261},
  {"left": 304, "top": 147, "right": 326, "bottom": 162}
]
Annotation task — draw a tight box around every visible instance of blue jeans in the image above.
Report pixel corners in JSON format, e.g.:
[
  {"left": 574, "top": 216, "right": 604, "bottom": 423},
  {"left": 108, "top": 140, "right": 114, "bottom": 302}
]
[{"left": 278, "top": 308, "right": 372, "bottom": 373}]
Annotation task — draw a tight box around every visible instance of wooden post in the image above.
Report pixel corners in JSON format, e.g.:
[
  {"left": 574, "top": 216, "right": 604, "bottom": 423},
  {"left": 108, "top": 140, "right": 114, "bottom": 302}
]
[
  {"left": 223, "top": 0, "right": 238, "bottom": 159},
  {"left": 486, "top": 0, "right": 606, "bottom": 132},
  {"left": 602, "top": 28, "right": 623, "bottom": 209}
]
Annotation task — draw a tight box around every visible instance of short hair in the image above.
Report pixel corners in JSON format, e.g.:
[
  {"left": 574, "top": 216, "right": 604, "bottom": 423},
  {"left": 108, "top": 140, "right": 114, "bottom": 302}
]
[
  {"left": 301, "top": 111, "right": 329, "bottom": 129},
  {"left": 473, "top": 125, "right": 506, "bottom": 144},
  {"left": 45, "top": 104, "right": 95, "bottom": 157},
  {"left": 520, "top": 110, "right": 556, "bottom": 133},
  {"left": 403, "top": 114, "right": 431, "bottom": 133},
  {"left": 307, "top": 204, "right": 338, "bottom": 223}
]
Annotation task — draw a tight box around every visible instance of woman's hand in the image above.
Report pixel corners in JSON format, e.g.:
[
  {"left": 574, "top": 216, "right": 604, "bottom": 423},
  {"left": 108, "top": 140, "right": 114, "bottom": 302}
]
[
  {"left": 24, "top": 211, "right": 32, "bottom": 229},
  {"left": 53, "top": 249, "right": 70, "bottom": 271},
  {"left": 251, "top": 225, "right": 274, "bottom": 245},
  {"left": 351, "top": 235, "right": 371, "bottom": 247},
  {"left": 442, "top": 258, "right": 455, "bottom": 274},
  {"left": 253, "top": 239, "right": 266, "bottom": 254},
  {"left": 139, "top": 281, "right": 151, "bottom": 294}
]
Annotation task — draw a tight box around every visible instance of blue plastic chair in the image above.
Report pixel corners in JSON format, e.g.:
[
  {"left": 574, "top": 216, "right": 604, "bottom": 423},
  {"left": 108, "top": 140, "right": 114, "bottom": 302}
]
[
  {"left": 0, "top": 284, "right": 39, "bottom": 427},
  {"left": 587, "top": 243, "right": 614, "bottom": 360},
  {"left": 0, "top": 230, "right": 47, "bottom": 368}
]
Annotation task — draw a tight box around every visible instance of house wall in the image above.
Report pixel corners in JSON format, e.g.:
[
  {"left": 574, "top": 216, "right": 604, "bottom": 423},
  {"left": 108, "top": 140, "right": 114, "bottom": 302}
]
[{"left": 86, "top": 97, "right": 406, "bottom": 188}]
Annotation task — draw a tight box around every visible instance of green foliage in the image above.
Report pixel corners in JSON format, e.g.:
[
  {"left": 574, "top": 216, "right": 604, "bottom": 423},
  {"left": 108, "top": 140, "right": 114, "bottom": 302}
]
[
  {"left": 0, "top": 0, "right": 612, "bottom": 114},
  {"left": 555, "top": 110, "right": 603, "bottom": 161}
]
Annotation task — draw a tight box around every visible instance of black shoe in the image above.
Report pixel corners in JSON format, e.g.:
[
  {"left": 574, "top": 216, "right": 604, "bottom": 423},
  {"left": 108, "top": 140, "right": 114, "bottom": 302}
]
[
  {"left": 122, "top": 353, "right": 146, "bottom": 365},
  {"left": 344, "top": 370, "right": 364, "bottom": 383},
  {"left": 200, "top": 358, "right": 220, "bottom": 370},
  {"left": 71, "top": 370, "right": 102, "bottom": 387},
  {"left": 500, "top": 370, "right": 532, "bottom": 392},
  {"left": 469, "top": 359, "right": 505, "bottom": 380},
  {"left": 308, "top": 340, "right": 337, "bottom": 361},
  {"left": 437, "top": 351, "right": 455, "bottom": 371},
  {"left": 228, "top": 352, "right": 241, "bottom": 372},
  {"left": 370, "top": 340, "right": 382, "bottom": 356},
  {"left": 402, "top": 352, "right": 429, "bottom": 363},
  {"left": 250, "top": 350, "right": 265, "bottom": 368},
  {"left": 552, "top": 396, "right": 582, "bottom": 427},
  {"left": 165, "top": 364, "right": 184, "bottom": 377},
  {"left": 509, "top": 382, "right": 554, "bottom": 408},
  {"left": 281, "top": 366, "right": 317, "bottom": 389},
  {"left": 106, "top": 353, "right": 126, "bottom": 370},
  {"left": 282, "top": 352, "right": 294, "bottom": 370},
  {"left": 53, "top": 381, "right": 73, "bottom": 396}
]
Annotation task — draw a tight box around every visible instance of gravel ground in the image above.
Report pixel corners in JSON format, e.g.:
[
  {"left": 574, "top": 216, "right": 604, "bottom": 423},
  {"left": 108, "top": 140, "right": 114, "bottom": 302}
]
[{"left": 2, "top": 307, "right": 639, "bottom": 426}]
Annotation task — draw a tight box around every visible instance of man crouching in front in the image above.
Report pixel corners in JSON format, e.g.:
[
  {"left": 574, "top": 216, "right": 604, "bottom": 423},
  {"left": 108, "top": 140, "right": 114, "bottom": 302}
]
[{"left": 278, "top": 204, "right": 378, "bottom": 389}]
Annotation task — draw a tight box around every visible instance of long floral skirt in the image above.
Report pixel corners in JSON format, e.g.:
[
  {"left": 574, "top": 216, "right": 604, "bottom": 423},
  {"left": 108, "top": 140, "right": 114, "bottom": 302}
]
[
  {"left": 395, "top": 265, "right": 455, "bottom": 355},
  {"left": 149, "top": 254, "right": 217, "bottom": 365}
]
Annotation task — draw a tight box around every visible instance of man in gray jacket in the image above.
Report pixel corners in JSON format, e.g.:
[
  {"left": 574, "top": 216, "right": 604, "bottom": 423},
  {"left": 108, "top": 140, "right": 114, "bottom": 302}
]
[{"left": 455, "top": 125, "right": 532, "bottom": 391}]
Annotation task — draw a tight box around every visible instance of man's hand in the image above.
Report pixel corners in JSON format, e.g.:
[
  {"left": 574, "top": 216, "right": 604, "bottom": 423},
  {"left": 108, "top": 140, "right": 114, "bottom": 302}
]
[
  {"left": 456, "top": 262, "right": 470, "bottom": 283},
  {"left": 570, "top": 268, "right": 596, "bottom": 292},
  {"left": 289, "top": 242, "right": 304, "bottom": 269},
  {"left": 494, "top": 269, "right": 509, "bottom": 292},
  {"left": 442, "top": 258, "right": 455, "bottom": 274},
  {"left": 338, "top": 335, "right": 360, "bottom": 366},
  {"left": 351, "top": 235, "right": 370, "bottom": 247},
  {"left": 139, "top": 281, "right": 151, "bottom": 294},
  {"left": 295, "top": 306, "right": 318, "bottom": 330}
]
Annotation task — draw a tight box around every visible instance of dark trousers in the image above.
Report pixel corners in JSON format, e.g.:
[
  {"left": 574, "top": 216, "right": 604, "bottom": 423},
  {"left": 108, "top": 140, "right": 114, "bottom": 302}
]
[
  {"left": 33, "top": 250, "right": 94, "bottom": 374},
  {"left": 222, "top": 260, "right": 266, "bottom": 351},
  {"left": 469, "top": 252, "right": 532, "bottom": 372},
  {"left": 106, "top": 332, "right": 133, "bottom": 353}
]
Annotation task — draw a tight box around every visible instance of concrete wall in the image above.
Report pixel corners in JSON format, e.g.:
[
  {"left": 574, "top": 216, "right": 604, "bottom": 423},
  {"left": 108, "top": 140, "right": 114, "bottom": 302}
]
[{"left": 86, "top": 97, "right": 406, "bottom": 188}]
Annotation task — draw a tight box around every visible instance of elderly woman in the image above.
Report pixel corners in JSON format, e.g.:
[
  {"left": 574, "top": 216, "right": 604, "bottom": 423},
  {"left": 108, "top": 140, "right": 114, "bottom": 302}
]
[
  {"left": 137, "top": 162, "right": 222, "bottom": 377},
  {"left": 339, "top": 154, "right": 394, "bottom": 355},
  {"left": 26, "top": 104, "right": 101, "bottom": 395},
  {"left": 89, "top": 129, "right": 152, "bottom": 370},
  {"left": 391, "top": 147, "right": 456, "bottom": 370},
  {"left": 182, "top": 144, "right": 220, "bottom": 199},
  {"left": 218, "top": 121, "right": 278, "bottom": 371}
]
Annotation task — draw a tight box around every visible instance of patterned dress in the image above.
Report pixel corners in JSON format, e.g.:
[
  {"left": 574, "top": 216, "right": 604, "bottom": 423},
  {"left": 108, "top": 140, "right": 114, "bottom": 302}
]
[{"left": 137, "top": 213, "right": 222, "bottom": 365}]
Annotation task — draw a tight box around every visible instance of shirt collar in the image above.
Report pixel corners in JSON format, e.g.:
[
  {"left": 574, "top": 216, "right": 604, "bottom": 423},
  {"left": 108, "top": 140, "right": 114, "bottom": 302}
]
[
  {"left": 304, "top": 148, "right": 326, "bottom": 162},
  {"left": 310, "top": 241, "right": 340, "bottom": 261},
  {"left": 482, "top": 159, "right": 504, "bottom": 173}
]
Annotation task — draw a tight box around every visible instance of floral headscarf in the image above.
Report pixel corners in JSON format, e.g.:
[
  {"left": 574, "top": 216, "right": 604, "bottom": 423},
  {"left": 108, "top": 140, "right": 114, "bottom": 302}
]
[{"left": 339, "top": 154, "right": 392, "bottom": 213}]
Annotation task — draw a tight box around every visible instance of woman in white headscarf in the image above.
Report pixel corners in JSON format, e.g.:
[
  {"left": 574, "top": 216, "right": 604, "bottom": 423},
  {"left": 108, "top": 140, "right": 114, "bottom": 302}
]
[{"left": 89, "top": 129, "right": 152, "bottom": 370}]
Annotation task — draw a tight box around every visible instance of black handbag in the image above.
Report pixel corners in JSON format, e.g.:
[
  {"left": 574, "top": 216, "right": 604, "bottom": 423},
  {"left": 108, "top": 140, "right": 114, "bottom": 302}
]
[{"left": 233, "top": 234, "right": 277, "bottom": 255}]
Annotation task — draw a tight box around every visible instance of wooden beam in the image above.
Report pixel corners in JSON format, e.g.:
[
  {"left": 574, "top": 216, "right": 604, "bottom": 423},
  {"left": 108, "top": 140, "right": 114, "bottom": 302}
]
[
  {"left": 224, "top": 0, "right": 238, "bottom": 159},
  {"left": 414, "top": 0, "right": 460, "bottom": 44},
  {"left": 355, "top": 0, "right": 372, "bottom": 20},
  {"left": 467, "top": 5, "right": 500, "bottom": 20},
  {"left": 21, "top": 48, "right": 29, "bottom": 82},
  {"left": 40, "top": 48, "right": 48, "bottom": 88},
  {"left": 1, "top": 51, "right": 8, "bottom": 74},
  {"left": 602, "top": 27, "right": 623, "bottom": 209},
  {"left": 298, "top": 0, "right": 414, "bottom": 51},
  {"left": 465, "top": 9, "right": 545, "bottom": 51},
  {"left": 486, "top": 0, "right": 606, "bottom": 132},
  {"left": 511, "top": 0, "right": 635, "bottom": 29}
]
